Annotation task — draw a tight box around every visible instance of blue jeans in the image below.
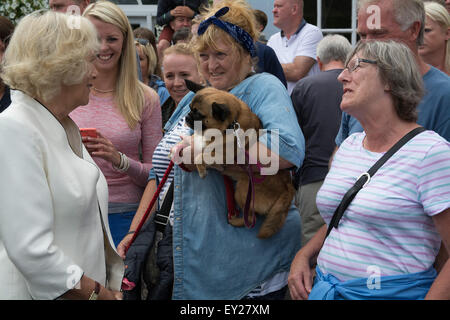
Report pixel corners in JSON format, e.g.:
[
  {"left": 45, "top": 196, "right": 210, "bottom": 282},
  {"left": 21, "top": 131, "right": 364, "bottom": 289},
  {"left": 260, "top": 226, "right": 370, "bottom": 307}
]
[{"left": 108, "top": 211, "right": 136, "bottom": 247}]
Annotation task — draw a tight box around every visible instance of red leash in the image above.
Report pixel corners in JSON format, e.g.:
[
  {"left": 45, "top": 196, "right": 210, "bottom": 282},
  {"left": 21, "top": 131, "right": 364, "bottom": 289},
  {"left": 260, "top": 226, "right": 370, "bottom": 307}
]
[{"left": 124, "top": 160, "right": 174, "bottom": 254}]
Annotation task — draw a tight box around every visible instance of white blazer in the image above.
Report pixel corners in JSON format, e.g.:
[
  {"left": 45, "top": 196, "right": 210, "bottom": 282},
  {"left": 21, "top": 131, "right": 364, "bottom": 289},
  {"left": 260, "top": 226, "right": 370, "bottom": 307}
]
[{"left": 0, "top": 91, "right": 124, "bottom": 299}]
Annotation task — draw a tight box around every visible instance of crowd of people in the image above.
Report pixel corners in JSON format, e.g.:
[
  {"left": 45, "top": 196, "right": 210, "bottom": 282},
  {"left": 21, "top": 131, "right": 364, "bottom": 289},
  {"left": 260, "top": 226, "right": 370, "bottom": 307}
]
[{"left": 0, "top": 0, "right": 449, "bottom": 300}]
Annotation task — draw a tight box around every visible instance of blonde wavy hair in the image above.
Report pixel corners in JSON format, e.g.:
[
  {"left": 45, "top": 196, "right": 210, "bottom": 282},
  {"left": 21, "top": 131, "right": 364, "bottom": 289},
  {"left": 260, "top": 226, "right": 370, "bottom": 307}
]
[
  {"left": 193, "top": 0, "right": 259, "bottom": 70},
  {"left": 161, "top": 42, "right": 200, "bottom": 69},
  {"left": 84, "top": 0, "right": 147, "bottom": 129},
  {"left": 1, "top": 10, "right": 99, "bottom": 102},
  {"left": 424, "top": 1, "right": 450, "bottom": 74},
  {"left": 135, "top": 40, "right": 158, "bottom": 76}
]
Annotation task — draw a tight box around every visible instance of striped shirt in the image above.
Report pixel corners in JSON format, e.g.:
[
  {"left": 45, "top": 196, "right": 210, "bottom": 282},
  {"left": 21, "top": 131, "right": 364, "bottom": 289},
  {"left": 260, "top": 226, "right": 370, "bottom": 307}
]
[
  {"left": 316, "top": 131, "right": 450, "bottom": 282},
  {"left": 152, "top": 117, "right": 191, "bottom": 224}
]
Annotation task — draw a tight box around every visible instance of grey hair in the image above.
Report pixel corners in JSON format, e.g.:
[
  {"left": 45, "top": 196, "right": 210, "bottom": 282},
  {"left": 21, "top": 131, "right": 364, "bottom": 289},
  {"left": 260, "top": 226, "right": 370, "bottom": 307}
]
[
  {"left": 357, "top": 0, "right": 425, "bottom": 46},
  {"left": 347, "top": 40, "right": 424, "bottom": 122},
  {"left": 316, "top": 34, "right": 352, "bottom": 64}
]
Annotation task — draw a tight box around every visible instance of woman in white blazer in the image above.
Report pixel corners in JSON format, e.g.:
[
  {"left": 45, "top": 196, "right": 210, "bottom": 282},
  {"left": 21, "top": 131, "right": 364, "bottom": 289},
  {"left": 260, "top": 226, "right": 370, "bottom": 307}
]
[{"left": 0, "top": 11, "right": 124, "bottom": 300}]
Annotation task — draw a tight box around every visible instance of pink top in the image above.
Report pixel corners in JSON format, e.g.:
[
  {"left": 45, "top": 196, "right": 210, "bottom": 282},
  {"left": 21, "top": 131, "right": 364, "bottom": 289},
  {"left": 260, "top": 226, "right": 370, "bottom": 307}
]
[{"left": 70, "top": 91, "right": 162, "bottom": 204}]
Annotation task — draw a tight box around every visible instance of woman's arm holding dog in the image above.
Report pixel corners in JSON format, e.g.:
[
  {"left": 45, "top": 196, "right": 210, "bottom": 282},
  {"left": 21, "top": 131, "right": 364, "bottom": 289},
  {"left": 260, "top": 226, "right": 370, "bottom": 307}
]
[{"left": 172, "top": 135, "right": 294, "bottom": 174}]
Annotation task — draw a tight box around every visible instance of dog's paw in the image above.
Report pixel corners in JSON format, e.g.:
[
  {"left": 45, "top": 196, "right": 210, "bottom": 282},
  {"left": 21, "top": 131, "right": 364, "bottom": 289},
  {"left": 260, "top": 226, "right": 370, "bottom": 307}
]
[
  {"left": 257, "top": 228, "right": 276, "bottom": 239},
  {"left": 228, "top": 216, "right": 245, "bottom": 227}
]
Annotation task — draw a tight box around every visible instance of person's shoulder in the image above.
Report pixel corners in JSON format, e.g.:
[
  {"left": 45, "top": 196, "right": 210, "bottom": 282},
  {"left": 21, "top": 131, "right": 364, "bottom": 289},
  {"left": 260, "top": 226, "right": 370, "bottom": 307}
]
[
  {"left": 302, "top": 22, "right": 323, "bottom": 36},
  {"left": 424, "top": 66, "right": 450, "bottom": 88},
  {"left": 304, "top": 22, "right": 321, "bottom": 31},
  {"left": 418, "top": 130, "right": 450, "bottom": 146},
  {"left": 412, "top": 130, "right": 450, "bottom": 164},
  {"left": 142, "top": 82, "right": 160, "bottom": 102},
  {"left": 244, "top": 72, "right": 285, "bottom": 90},
  {"left": 294, "top": 69, "right": 342, "bottom": 90},
  {"left": 0, "top": 98, "right": 41, "bottom": 142},
  {"left": 267, "top": 32, "right": 281, "bottom": 44}
]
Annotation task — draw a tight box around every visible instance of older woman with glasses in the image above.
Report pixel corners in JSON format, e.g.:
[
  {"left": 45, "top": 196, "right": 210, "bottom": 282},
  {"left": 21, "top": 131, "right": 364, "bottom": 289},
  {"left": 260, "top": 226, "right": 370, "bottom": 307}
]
[
  {"left": 161, "top": 0, "right": 305, "bottom": 300},
  {"left": 288, "top": 40, "right": 450, "bottom": 300}
]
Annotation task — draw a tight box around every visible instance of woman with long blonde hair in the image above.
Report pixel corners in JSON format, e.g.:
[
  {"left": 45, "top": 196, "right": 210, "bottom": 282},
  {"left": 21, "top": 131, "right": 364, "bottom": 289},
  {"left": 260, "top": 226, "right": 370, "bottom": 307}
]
[
  {"left": 70, "top": 0, "right": 162, "bottom": 246},
  {"left": 419, "top": 1, "right": 450, "bottom": 75}
]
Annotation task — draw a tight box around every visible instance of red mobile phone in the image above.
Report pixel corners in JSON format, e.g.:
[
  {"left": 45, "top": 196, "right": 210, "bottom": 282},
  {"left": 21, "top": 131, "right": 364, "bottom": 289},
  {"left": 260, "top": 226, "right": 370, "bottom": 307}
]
[{"left": 80, "top": 128, "right": 98, "bottom": 138}]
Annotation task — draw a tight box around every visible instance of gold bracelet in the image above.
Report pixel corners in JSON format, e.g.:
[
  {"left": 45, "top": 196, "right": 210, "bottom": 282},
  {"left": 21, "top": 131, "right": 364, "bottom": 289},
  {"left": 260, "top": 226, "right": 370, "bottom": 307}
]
[{"left": 88, "top": 281, "right": 101, "bottom": 300}]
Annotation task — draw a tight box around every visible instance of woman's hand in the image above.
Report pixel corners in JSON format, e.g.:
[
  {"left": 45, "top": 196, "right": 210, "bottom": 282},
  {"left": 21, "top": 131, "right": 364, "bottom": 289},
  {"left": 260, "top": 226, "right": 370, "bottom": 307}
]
[
  {"left": 101, "top": 288, "right": 123, "bottom": 300},
  {"left": 170, "top": 135, "right": 197, "bottom": 171},
  {"left": 288, "top": 251, "right": 315, "bottom": 300},
  {"left": 288, "top": 225, "right": 327, "bottom": 300},
  {"left": 117, "top": 233, "right": 134, "bottom": 260},
  {"left": 82, "top": 131, "right": 121, "bottom": 167}
]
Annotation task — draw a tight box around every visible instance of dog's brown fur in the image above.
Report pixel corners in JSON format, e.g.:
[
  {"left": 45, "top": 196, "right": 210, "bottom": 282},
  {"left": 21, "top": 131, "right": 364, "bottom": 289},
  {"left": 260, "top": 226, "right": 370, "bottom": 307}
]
[{"left": 185, "top": 86, "right": 295, "bottom": 239}]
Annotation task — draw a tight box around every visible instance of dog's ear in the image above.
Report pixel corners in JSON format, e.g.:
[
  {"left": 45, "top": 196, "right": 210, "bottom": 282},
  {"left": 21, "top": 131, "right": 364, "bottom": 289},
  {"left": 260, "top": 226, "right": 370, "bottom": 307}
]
[
  {"left": 212, "top": 102, "right": 230, "bottom": 122},
  {"left": 185, "top": 79, "right": 206, "bottom": 93}
]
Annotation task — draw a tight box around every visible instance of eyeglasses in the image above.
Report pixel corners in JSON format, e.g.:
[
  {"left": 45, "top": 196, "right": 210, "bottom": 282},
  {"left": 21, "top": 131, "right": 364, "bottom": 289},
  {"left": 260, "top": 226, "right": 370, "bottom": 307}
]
[
  {"left": 135, "top": 38, "right": 149, "bottom": 46},
  {"left": 345, "top": 57, "right": 377, "bottom": 73}
]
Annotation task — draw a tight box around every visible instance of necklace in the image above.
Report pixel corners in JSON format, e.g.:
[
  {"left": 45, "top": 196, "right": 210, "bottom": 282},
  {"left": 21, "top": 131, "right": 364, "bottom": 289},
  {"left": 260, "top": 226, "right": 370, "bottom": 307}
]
[{"left": 92, "top": 87, "right": 115, "bottom": 93}]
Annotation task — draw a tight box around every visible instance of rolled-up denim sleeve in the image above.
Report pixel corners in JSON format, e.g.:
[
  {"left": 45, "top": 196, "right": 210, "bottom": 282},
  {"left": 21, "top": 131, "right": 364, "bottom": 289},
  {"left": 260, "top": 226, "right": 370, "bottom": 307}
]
[{"left": 236, "top": 73, "right": 305, "bottom": 170}]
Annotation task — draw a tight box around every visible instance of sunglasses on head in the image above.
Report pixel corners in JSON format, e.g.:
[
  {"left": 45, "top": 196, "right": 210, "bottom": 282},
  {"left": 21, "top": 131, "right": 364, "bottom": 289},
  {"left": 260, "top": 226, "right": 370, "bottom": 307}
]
[{"left": 135, "top": 38, "right": 149, "bottom": 46}]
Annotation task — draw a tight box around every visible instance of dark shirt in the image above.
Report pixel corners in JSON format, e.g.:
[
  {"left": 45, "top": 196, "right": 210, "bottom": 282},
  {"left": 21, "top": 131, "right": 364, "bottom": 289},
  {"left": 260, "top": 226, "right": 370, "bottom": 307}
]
[
  {"left": 255, "top": 41, "right": 287, "bottom": 88},
  {"left": 157, "top": 0, "right": 209, "bottom": 26},
  {"left": 161, "top": 96, "right": 177, "bottom": 131},
  {"left": 291, "top": 69, "right": 343, "bottom": 188},
  {"left": 0, "top": 85, "right": 11, "bottom": 113}
]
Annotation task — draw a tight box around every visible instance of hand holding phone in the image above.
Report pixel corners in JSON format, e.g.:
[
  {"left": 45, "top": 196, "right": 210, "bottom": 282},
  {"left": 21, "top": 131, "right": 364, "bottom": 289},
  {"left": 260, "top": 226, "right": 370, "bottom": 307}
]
[{"left": 80, "top": 128, "right": 98, "bottom": 138}]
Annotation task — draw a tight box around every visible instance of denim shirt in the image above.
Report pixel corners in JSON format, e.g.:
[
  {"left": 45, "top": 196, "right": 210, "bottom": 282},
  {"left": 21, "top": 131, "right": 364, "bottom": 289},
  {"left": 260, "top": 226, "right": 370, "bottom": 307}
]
[{"left": 167, "top": 73, "right": 305, "bottom": 299}]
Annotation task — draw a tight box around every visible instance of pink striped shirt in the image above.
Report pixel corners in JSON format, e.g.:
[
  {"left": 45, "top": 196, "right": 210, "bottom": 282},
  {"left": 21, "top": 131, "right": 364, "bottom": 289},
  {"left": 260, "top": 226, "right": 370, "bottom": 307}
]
[
  {"left": 316, "top": 131, "right": 450, "bottom": 281},
  {"left": 70, "top": 90, "right": 162, "bottom": 204}
]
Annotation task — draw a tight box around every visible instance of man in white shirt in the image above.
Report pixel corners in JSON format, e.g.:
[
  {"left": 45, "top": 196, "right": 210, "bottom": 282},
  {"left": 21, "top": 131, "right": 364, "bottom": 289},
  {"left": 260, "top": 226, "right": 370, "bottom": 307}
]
[{"left": 268, "top": 0, "right": 323, "bottom": 94}]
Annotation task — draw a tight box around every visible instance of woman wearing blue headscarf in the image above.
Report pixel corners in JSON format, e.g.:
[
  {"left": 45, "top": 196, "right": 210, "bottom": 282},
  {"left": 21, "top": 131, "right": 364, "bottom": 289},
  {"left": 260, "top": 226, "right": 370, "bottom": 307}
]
[{"left": 166, "top": 0, "right": 305, "bottom": 299}]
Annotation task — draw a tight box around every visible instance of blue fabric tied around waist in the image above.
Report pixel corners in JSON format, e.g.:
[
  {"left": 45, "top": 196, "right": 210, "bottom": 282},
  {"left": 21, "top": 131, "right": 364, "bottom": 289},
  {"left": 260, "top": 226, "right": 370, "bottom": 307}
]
[
  {"left": 197, "top": 7, "right": 257, "bottom": 58},
  {"left": 308, "top": 266, "right": 437, "bottom": 300}
]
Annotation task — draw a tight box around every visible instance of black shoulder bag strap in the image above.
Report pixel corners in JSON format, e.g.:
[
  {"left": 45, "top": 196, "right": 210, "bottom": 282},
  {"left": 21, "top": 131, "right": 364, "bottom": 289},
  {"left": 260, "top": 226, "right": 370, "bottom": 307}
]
[
  {"left": 326, "top": 127, "right": 426, "bottom": 238},
  {"left": 153, "top": 181, "right": 174, "bottom": 233}
]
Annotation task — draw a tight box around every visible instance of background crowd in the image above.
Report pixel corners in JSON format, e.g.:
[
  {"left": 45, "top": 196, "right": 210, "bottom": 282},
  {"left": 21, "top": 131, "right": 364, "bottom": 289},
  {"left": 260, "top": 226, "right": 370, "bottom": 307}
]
[{"left": 0, "top": 0, "right": 449, "bottom": 300}]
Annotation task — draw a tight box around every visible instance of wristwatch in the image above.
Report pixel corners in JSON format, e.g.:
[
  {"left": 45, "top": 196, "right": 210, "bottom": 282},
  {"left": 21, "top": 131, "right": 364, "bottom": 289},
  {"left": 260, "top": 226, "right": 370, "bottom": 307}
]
[{"left": 89, "top": 281, "right": 101, "bottom": 300}]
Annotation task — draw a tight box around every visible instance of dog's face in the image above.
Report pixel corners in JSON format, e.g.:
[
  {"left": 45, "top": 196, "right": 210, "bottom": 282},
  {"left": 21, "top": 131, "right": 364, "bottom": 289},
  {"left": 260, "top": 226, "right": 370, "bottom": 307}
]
[{"left": 186, "top": 87, "right": 240, "bottom": 133}]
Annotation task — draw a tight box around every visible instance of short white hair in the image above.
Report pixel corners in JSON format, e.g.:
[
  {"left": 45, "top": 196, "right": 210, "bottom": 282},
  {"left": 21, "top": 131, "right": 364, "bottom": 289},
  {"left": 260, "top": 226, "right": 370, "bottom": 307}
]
[
  {"left": 1, "top": 10, "right": 99, "bottom": 101},
  {"left": 316, "top": 34, "right": 352, "bottom": 64}
]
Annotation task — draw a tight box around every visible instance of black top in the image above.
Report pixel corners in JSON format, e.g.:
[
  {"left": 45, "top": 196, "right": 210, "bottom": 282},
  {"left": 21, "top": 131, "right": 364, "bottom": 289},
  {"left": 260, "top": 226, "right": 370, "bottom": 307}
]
[
  {"left": 161, "top": 96, "right": 177, "bottom": 131},
  {"left": 0, "top": 85, "right": 11, "bottom": 113},
  {"left": 291, "top": 69, "right": 343, "bottom": 188},
  {"left": 254, "top": 41, "right": 287, "bottom": 88},
  {"left": 157, "top": 0, "right": 209, "bottom": 26}
]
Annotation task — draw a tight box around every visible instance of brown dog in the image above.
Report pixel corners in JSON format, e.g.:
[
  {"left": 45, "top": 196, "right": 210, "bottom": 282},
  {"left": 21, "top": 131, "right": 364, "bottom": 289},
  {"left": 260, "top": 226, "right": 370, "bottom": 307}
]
[{"left": 184, "top": 80, "right": 295, "bottom": 239}]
